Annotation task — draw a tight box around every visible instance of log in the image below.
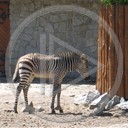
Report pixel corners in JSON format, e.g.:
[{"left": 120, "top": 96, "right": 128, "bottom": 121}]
[
  {"left": 125, "top": 6, "right": 128, "bottom": 99},
  {"left": 117, "top": 6, "right": 125, "bottom": 97}
]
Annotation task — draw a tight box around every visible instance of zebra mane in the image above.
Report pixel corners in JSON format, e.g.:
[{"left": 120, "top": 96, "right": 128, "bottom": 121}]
[{"left": 54, "top": 51, "right": 78, "bottom": 58}]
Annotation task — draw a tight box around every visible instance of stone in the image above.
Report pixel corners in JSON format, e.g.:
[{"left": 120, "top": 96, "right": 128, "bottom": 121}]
[
  {"left": 90, "top": 46, "right": 97, "bottom": 53},
  {"left": 18, "top": 47, "right": 25, "bottom": 57},
  {"left": 54, "top": 23, "right": 59, "bottom": 30},
  {"left": 19, "top": 33, "right": 32, "bottom": 42},
  {"left": 73, "top": 17, "right": 83, "bottom": 26},
  {"left": 86, "top": 30, "right": 94, "bottom": 40},
  {"left": 10, "top": 51, "right": 18, "bottom": 59},
  {"left": 24, "top": 27, "right": 34, "bottom": 35},
  {"left": 117, "top": 101, "right": 128, "bottom": 110},
  {"left": 17, "top": 19, "right": 24, "bottom": 26},
  {"left": 39, "top": 17, "right": 47, "bottom": 27},
  {"left": 74, "top": 90, "right": 100, "bottom": 106},
  {"left": 120, "top": 97, "right": 125, "bottom": 103},
  {"left": 83, "top": 90, "right": 100, "bottom": 106},
  {"left": 85, "top": 38, "right": 95, "bottom": 47},
  {"left": 35, "top": 106, "right": 44, "bottom": 112},
  {"left": 39, "top": 27, "right": 44, "bottom": 34},
  {"left": 88, "top": 21, "right": 98, "bottom": 30},
  {"left": 58, "top": 22, "right": 67, "bottom": 32},
  {"left": 49, "top": 14, "right": 60, "bottom": 23},
  {"left": 20, "top": 40, "right": 29, "bottom": 47},
  {"left": 20, "top": 11, "right": 30, "bottom": 18},
  {"left": 30, "top": 40, "right": 37, "bottom": 48},
  {"left": 92, "top": 30, "right": 98, "bottom": 38},
  {"left": 26, "top": 3, "right": 35, "bottom": 12},
  {"left": 90, "top": 93, "right": 110, "bottom": 109},
  {"left": 93, "top": 96, "right": 110, "bottom": 115},
  {"left": 21, "top": 102, "right": 35, "bottom": 114},
  {"left": 27, "top": 20, "right": 36, "bottom": 28},
  {"left": 74, "top": 94, "right": 86, "bottom": 105},
  {"left": 105, "top": 95, "right": 120, "bottom": 110},
  {"left": 59, "top": 13, "right": 69, "bottom": 21},
  {"left": 25, "top": 45, "right": 35, "bottom": 53},
  {"left": 44, "top": 23, "right": 54, "bottom": 33},
  {"left": 3, "top": 101, "right": 9, "bottom": 104}
]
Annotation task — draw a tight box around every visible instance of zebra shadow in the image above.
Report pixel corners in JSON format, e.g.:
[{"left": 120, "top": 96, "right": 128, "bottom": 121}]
[{"left": 48, "top": 112, "right": 82, "bottom": 116}]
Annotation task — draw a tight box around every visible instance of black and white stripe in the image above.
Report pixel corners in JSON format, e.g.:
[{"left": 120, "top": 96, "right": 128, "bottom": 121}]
[{"left": 13, "top": 51, "right": 89, "bottom": 114}]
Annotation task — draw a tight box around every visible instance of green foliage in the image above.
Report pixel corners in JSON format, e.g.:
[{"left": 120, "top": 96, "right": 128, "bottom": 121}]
[{"left": 101, "top": 0, "right": 128, "bottom": 5}]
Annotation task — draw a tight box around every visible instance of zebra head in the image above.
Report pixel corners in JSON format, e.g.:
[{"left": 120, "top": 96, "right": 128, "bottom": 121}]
[{"left": 76, "top": 53, "right": 90, "bottom": 80}]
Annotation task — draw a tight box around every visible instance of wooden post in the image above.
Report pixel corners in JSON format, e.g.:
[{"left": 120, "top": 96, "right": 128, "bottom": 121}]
[
  {"left": 117, "top": 5, "right": 125, "bottom": 97},
  {"left": 97, "top": 5, "right": 128, "bottom": 99},
  {"left": 125, "top": 6, "right": 128, "bottom": 99},
  {"left": 101, "top": 5, "right": 106, "bottom": 93},
  {"left": 97, "top": 4, "right": 103, "bottom": 93}
]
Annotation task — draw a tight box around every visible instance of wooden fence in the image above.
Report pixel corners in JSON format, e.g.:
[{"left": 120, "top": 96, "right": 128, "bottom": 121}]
[{"left": 96, "top": 5, "right": 128, "bottom": 99}]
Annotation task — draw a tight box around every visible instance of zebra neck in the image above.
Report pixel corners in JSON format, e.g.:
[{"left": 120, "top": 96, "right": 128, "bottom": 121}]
[{"left": 65, "top": 58, "right": 77, "bottom": 72}]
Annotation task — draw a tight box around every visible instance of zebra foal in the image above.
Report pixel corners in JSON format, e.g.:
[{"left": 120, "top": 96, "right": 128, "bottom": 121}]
[{"left": 12, "top": 52, "right": 90, "bottom": 114}]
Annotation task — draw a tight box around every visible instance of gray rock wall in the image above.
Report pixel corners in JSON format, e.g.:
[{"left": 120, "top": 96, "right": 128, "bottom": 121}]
[{"left": 9, "top": 0, "right": 99, "bottom": 81}]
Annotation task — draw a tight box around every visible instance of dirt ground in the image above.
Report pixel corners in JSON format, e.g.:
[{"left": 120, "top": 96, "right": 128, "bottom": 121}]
[{"left": 0, "top": 83, "right": 128, "bottom": 128}]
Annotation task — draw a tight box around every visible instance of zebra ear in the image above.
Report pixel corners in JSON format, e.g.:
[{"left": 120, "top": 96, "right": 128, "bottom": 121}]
[{"left": 80, "top": 54, "right": 86, "bottom": 63}]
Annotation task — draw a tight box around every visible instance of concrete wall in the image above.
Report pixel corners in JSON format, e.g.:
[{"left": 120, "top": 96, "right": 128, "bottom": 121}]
[{"left": 9, "top": 0, "right": 99, "bottom": 81}]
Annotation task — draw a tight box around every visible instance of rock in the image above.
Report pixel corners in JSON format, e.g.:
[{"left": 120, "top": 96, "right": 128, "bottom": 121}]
[
  {"left": 120, "top": 97, "right": 125, "bottom": 103},
  {"left": 19, "top": 33, "right": 32, "bottom": 42},
  {"left": 92, "top": 95, "right": 110, "bottom": 116},
  {"left": 3, "top": 101, "right": 9, "bottom": 104},
  {"left": 35, "top": 106, "right": 44, "bottom": 112},
  {"left": 21, "top": 102, "right": 35, "bottom": 114},
  {"left": 58, "top": 22, "right": 67, "bottom": 32},
  {"left": 74, "top": 94, "right": 86, "bottom": 105},
  {"left": 105, "top": 95, "right": 120, "bottom": 110},
  {"left": 39, "top": 17, "right": 47, "bottom": 27},
  {"left": 74, "top": 90, "right": 100, "bottom": 106},
  {"left": 49, "top": 14, "right": 60, "bottom": 23},
  {"left": 24, "top": 27, "right": 34, "bottom": 35},
  {"left": 83, "top": 90, "right": 100, "bottom": 106},
  {"left": 70, "top": 95, "right": 75, "bottom": 97},
  {"left": 90, "top": 93, "right": 110, "bottom": 109},
  {"left": 44, "top": 23, "right": 54, "bottom": 33},
  {"left": 117, "top": 101, "right": 128, "bottom": 110}
]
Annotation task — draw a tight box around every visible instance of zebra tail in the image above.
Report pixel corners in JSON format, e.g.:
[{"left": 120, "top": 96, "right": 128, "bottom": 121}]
[{"left": 12, "top": 61, "right": 19, "bottom": 82}]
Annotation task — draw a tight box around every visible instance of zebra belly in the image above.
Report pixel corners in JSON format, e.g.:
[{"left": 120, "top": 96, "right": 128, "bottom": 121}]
[{"left": 34, "top": 72, "right": 54, "bottom": 79}]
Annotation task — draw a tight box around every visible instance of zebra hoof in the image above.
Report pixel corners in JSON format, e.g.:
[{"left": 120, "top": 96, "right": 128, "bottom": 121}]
[
  {"left": 51, "top": 110, "right": 56, "bottom": 114},
  {"left": 59, "top": 109, "right": 63, "bottom": 113},
  {"left": 14, "top": 110, "right": 18, "bottom": 113},
  {"left": 14, "top": 107, "right": 18, "bottom": 113},
  {"left": 55, "top": 106, "right": 63, "bottom": 113},
  {"left": 55, "top": 106, "right": 60, "bottom": 110}
]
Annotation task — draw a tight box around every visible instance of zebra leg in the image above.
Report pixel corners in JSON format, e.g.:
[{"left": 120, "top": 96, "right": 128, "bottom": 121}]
[
  {"left": 23, "top": 85, "right": 29, "bottom": 109},
  {"left": 14, "top": 83, "right": 23, "bottom": 113},
  {"left": 22, "top": 75, "right": 34, "bottom": 110},
  {"left": 50, "top": 84, "right": 58, "bottom": 114},
  {"left": 55, "top": 84, "right": 63, "bottom": 113}
]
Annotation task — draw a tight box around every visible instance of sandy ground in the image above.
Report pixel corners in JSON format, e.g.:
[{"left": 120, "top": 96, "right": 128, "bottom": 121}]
[{"left": 0, "top": 83, "right": 128, "bottom": 128}]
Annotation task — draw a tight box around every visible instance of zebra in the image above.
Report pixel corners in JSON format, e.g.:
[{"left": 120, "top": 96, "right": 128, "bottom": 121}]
[{"left": 12, "top": 51, "right": 90, "bottom": 114}]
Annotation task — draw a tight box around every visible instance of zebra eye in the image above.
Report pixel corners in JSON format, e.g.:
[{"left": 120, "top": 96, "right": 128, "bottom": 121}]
[{"left": 80, "top": 54, "right": 86, "bottom": 63}]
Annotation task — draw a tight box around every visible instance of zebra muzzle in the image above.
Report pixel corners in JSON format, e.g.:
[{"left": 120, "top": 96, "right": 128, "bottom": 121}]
[{"left": 85, "top": 75, "right": 90, "bottom": 80}]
